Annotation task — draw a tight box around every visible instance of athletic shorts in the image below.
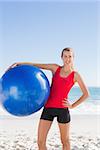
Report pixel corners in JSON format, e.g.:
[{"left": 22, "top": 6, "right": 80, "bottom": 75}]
[{"left": 40, "top": 107, "right": 71, "bottom": 123}]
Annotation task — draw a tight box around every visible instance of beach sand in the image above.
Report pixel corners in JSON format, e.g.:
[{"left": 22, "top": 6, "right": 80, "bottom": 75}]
[{"left": 0, "top": 113, "right": 100, "bottom": 150}]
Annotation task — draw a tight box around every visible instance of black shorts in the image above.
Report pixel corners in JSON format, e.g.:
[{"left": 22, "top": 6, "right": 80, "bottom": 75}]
[{"left": 40, "top": 107, "right": 71, "bottom": 123}]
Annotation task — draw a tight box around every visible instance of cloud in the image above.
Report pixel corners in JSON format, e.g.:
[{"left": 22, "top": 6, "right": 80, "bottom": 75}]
[
  {"left": 0, "top": 79, "right": 19, "bottom": 103},
  {"left": 9, "top": 86, "right": 19, "bottom": 100}
]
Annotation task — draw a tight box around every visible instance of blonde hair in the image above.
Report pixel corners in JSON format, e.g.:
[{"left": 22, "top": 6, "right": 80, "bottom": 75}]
[{"left": 61, "top": 47, "right": 74, "bottom": 70}]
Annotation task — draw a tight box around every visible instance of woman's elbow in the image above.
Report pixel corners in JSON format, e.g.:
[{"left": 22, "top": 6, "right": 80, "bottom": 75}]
[{"left": 84, "top": 91, "right": 90, "bottom": 98}]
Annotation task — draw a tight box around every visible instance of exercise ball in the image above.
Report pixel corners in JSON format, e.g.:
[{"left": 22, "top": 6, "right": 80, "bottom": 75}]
[{"left": 0, "top": 65, "right": 50, "bottom": 116}]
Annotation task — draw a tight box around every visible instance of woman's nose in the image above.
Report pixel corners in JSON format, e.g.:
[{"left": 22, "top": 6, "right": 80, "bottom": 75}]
[{"left": 66, "top": 58, "right": 69, "bottom": 61}]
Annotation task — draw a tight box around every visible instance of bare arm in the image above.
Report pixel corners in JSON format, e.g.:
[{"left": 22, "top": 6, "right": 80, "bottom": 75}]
[
  {"left": 62, "top": 71, "right": 90, "bottom": 109},
  {"left": 6, "top": 62, "right": 59, "bottom": 74},
  {"left": 72, "top": 72, "right": 90, "bottom": 108}
]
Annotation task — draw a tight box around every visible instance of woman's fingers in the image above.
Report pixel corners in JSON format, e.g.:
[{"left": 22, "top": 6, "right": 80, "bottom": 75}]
[
  {"left": 62, "top": 98, "right": 68, "bottom": 103},
  {"left": 5, "top": 63, "right": 19, "bottom": 73},
  {"left": 11, "top": 63, "right": 18, "bottom": 68},
  {"left": 62, "top": 98, "right": 68, "bottom": 106},
  {"left": 9, "top": 62, "right": 21, "bottom": 68},
  {"left": 62, "top": 98, "right": 73, "bottom": 108}
]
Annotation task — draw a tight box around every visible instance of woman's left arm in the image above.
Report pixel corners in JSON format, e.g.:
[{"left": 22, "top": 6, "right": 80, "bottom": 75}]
[
  {"left": 71, "top": 72, "right": 90, "bottom": 109},
  {"left": 63, "top": 72, "right": 90, "bottom": 109}
]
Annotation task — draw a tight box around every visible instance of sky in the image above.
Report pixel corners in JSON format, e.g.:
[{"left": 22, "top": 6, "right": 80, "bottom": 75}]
[{"left": 0, "top": 0, "right": 99, "bottom": 87}]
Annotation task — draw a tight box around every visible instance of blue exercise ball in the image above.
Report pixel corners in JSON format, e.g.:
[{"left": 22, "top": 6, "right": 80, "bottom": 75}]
[{"left": 0, "top": 65, "right": 50, "bottom": 116}]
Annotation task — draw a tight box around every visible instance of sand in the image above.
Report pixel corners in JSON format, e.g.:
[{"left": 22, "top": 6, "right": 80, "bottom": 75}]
[{"left": 0, "top": 113, "right": 100, "bottom": 150}]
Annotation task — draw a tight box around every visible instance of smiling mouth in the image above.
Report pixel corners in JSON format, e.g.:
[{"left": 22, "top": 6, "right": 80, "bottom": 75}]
[{"left": 65, "top": 61, "right": 70, "bottom": 64}]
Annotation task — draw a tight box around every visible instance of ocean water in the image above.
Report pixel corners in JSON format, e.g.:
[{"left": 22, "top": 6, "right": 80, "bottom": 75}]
[
  {"left": 68, "top": 86, "right": 100, "bottom": 115},
  {"left": 0, "top": 87, "right": 100, "bottom": 117}
]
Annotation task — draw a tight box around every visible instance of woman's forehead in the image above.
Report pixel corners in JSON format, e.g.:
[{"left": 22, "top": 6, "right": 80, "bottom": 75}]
[{"left": 63, "top": 50, "right": 73, "bottom": 56}]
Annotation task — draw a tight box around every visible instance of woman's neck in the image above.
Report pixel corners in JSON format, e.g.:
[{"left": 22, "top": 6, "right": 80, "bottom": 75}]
[{"left": 62, "top": 65, "right": 73, "bottom": 72}]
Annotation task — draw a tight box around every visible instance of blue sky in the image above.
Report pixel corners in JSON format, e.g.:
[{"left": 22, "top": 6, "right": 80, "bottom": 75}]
[{"left": 0, "top": 0, "right": 99, "bottom": 86}]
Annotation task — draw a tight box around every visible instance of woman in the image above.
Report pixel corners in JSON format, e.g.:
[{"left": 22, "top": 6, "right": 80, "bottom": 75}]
[{"left": 8, "top": 47, "right": 89, "bottom": 150}]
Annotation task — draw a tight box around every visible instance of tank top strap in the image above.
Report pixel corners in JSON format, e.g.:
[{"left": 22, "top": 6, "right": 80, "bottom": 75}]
[
  {"left": 54, "top": 66, "right": 75, "bottom": 78},
  {"left": 54, "top": 66, "right": 61, "bottom": 75}
]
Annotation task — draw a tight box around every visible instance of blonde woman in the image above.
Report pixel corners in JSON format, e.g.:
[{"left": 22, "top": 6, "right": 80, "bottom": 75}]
[{"left": 9, "top": 47, "right": 89, "bottom": 150}]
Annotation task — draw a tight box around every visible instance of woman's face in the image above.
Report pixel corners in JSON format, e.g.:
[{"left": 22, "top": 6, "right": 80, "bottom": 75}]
[{"left": 61, "top": 51, "right": 74, "bottom": 67}]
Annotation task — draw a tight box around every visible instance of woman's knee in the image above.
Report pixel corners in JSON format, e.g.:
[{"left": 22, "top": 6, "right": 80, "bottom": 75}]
[
  {"left": 61, "top": 137, "right": 70, "bottom": 146},
  {"left": 37, "top": 138, "right": 46, "bottom": 147}
]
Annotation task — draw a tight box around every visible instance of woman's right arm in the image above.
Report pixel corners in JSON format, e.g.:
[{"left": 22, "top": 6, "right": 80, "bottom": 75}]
[{"left": 6, "top": 62, "right": 59, "bottom": 74}]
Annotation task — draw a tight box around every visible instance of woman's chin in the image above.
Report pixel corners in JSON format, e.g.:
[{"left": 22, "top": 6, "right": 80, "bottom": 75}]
[{"left": 64, "top": 63, "right": 70, "bottom": 66}]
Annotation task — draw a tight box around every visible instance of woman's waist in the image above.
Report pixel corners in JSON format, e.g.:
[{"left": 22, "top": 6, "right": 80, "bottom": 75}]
[
  {"left": 48, "top": 95, "right": 68, "bottom": 101},
  {"left": 45, "top": 97, "right": 68, "bottom": 106}
]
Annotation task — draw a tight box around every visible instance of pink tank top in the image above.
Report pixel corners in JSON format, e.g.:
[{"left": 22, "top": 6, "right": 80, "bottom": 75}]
[{"left": 45, "top": 66, "right": 75, "bottom": 108}]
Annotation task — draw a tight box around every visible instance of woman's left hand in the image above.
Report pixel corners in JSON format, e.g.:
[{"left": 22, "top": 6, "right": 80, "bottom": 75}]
[{"left": 62, "top": 98, "right": 73, "bottom": 109}]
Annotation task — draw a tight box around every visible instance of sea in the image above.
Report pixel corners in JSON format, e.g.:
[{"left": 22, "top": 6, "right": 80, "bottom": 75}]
[
  {"left": 0, "top": 86, "right": 100, "bottom": 118},
  {"left": 68, "top": 86, "right": 100, "bottom": 115}
]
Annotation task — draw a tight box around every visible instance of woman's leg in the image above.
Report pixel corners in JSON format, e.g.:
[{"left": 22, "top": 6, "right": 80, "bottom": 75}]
[
  {"left": 37, "top": 119, "right": 53, "bottom": 150},
  {"left": 58, "top": 122, "right": 71, "bottom": 150}
]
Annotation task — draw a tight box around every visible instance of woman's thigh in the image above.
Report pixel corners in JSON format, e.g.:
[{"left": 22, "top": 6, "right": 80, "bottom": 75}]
[
  {"left": 58, "top": 122, "right": 70, "bottom": 141},
  {"left": 37, "top": 119, "right": 53, "bottom": 142}
]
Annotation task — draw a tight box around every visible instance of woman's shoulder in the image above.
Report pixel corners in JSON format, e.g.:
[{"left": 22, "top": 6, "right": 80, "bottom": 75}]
[
  {"left": 74, "top": 70, "right": 82, "bottom": 82},
  {"left": 50, "top": 64, "right": 59, "bottom": 74},
  {"left": 74, "top": 70, "right": 81, "bottom": 76},
  {"left": 52, "top": 64, "right": 59, "bottom": 70}
]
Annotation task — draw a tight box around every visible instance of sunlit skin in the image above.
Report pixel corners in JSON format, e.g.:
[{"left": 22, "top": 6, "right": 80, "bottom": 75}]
[{"left": 61, "top": 50, "right": 74, "bottom": 69}]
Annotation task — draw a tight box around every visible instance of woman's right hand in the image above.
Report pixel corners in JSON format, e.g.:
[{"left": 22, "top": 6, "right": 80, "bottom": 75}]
[{"left": 5, "top": 62, "right": 21, "bottom": 73}]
